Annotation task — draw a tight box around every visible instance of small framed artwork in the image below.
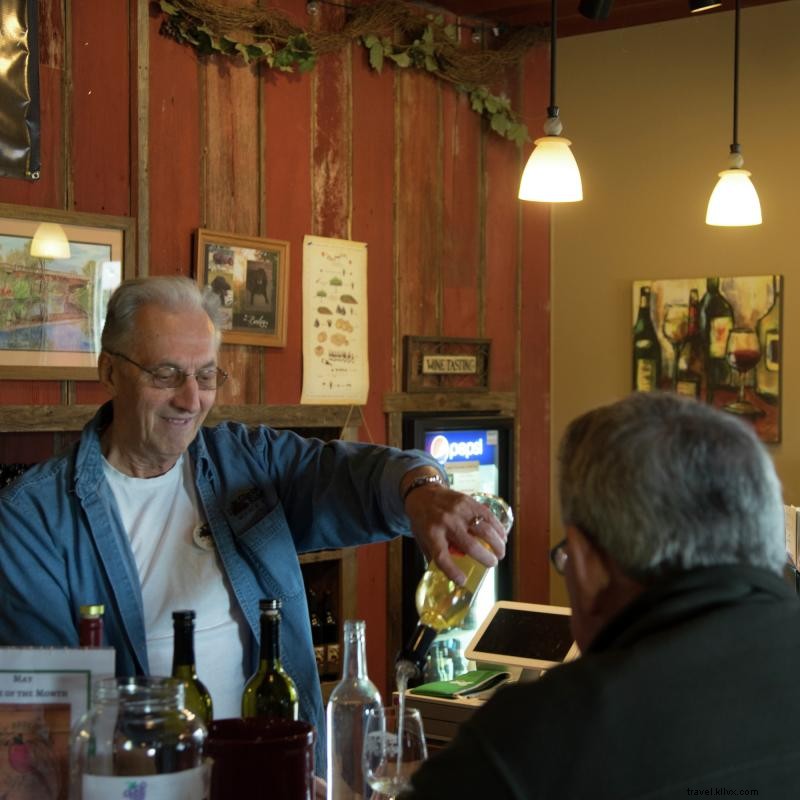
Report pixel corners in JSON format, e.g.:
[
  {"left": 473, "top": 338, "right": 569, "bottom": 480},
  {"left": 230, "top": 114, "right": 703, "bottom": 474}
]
[
  {"left": 403, "top": 336, "right": 491, "bottom": 392},
  {"left": 0, "top": 203, "right": 135, "bottom": 380},
  {"left": 194, "top": 228, "right": 290, "bottom": 347}
]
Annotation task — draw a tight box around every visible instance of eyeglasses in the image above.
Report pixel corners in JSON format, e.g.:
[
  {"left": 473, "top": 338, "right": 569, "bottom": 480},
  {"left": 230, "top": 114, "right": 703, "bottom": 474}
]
[
  {"left": 107, "top": 350, "right": 228, "bottom": 390},
  {"left": 550, "top": 538, "right": 568, "bottom": 575}
]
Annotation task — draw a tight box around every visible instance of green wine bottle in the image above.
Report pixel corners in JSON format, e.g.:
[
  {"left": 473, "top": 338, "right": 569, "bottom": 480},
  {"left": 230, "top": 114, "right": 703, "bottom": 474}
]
[
  {"left": 242, "top": 598, "right": 299, "bottom": 721},
  {"left": 171, "top": 610, "right": 213, "bottom": 726}
]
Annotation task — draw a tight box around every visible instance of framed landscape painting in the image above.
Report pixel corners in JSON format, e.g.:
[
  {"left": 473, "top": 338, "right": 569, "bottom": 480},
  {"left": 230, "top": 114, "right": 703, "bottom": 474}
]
[
  {"left": 632, "top": 274, "right": 781, "bottom": 443},
  {"left": 0, "top": 204, "right": 135, "bottom": 380},
  {"left": 194, "top": 228, "right": 289, "bottom": 347}
]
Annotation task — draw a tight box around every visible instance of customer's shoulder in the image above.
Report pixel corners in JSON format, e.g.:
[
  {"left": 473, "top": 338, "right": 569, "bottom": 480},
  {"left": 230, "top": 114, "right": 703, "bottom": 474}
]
[{"left": 0, "top": 450, "right": 73, "bottom": 504}]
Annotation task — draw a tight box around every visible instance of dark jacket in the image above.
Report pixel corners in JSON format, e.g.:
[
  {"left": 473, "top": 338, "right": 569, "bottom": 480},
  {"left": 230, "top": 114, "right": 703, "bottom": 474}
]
[{"left": 404, "top": 565, "right": 800, "bottom": 800}]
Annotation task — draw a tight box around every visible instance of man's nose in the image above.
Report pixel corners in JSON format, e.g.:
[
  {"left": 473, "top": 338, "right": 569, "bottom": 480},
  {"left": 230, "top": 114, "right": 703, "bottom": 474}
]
[{"left": 171, "top": 374, "right": 203, "bottom": 411}]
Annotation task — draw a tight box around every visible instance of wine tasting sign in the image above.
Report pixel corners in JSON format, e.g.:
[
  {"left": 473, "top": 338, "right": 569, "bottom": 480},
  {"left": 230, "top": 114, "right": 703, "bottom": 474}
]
[{"left": 404, "top": 336, "right": 490, "bottom": 392}]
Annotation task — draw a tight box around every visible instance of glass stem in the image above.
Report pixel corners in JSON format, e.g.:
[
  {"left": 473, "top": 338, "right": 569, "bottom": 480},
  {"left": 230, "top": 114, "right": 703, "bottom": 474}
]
[{"left": 739, "top": 370, "right": 747, "bottom": 402}]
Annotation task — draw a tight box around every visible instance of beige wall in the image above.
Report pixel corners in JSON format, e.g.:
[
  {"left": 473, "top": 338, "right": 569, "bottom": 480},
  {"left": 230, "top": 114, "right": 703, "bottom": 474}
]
[{"left": 549, "top": 0, "right": 800, "bottom": 604}]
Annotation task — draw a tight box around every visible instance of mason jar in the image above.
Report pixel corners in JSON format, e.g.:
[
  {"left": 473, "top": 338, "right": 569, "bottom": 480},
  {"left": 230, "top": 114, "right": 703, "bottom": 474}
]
[{"left": 70, "top": 676, "right": 209, "bottom": 800}]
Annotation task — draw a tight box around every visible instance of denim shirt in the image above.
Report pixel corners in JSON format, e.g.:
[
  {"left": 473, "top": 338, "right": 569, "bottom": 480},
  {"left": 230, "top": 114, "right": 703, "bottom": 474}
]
[{"left": 0, "top": 402, "right": 439, "bottom": 773}]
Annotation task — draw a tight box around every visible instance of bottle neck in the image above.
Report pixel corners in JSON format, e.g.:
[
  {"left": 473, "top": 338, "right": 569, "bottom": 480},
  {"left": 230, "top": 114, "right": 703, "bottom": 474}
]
[
  {"left": 341, "top": 622, "right": 368, "bottom": 679},
  {"left": 259, "top": 613, "right": 281, "bottom": 669},
  {"left": 172, "top": 622, "right": 197, "bottom": 672},
  {"left": 396, "top": 623, "right": 437, "bottom": 681}
]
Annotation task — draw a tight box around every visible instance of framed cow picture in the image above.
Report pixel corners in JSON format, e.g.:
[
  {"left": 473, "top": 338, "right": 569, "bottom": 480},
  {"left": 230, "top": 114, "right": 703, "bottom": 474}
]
[{"left": 194, "top": 228, "right": 289, "bottom": 347}]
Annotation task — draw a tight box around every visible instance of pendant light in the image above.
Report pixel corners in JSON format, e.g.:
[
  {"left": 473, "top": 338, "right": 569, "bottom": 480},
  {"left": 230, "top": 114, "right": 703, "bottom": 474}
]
[
  {"left": 518, "top": 0, "right": 582, "bottom": 203},
  {"left": 30, "top": 222, "right": 71, "bottom": 259},
  {"left": 705, "top": 0, "right": 761, "bottom": 226}
]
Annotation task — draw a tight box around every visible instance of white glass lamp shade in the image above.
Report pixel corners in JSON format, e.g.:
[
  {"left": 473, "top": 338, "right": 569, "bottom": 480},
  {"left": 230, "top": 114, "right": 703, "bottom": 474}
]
[
  {"left": 706, "top": 168, "right": 762, "bottom": 226},
  {"left": 30, "top": 222, "right": 71, "bottom": 258},
  {"left": 518, "top": 136, "right": 583, "bottom": 202}
]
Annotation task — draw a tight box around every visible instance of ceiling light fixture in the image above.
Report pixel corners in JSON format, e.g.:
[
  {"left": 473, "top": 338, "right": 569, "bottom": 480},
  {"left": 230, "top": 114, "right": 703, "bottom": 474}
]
[
  {"left": 518, "top": 0, "right": 582, "bottom": 203},
  {"left": 705, "top": 0, "right": 761, "bottom": 226},
  {"left": 30, "top": 222, "right": 71, "bottom": 259}
]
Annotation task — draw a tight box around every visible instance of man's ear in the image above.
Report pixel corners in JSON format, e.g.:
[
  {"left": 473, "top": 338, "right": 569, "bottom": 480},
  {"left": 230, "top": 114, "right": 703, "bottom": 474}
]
[
  {"left": 97, "top": 352, "right": 116, "bottom": 396},
  {"left": 565, "top": 525, "right": 611, "bottom": 617}
]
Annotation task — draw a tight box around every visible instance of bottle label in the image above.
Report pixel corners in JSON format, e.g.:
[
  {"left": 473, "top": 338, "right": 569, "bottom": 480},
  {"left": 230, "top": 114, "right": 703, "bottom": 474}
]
[
  {"left": 314, "top": 644, "right": 325, "bottom": 674},
  {"left": 326, "top": 642, "right": 340, "bottom": 676},
  {"left": 676, "top": 376, "right": 700, "bottom": 399},
  {"left": 82, "top": 763, "right": 210, "bottom": 800},
  {"left": 635, "top": 357, "right": 657, "bottom": 392},
  {"left": 765, "top": 331, "right": 780, "bottom": 371},
  {"left": 709, "top": 316, "right": 733, "bottom": 358}
]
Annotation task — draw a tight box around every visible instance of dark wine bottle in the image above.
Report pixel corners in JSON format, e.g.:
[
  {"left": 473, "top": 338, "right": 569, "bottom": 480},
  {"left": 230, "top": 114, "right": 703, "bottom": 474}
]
[
  {"left": 632, "top": 285, "right": 661, "bottom": 391},
  {"left": 699, "top": 277, "right": 734, "bottom": 403},
  {"left": 308, "top": 589, "right": 325, "bottom": 678},
  {"left": 79, "top": 604, "right": 105, "bottom": 648},
  {"left": 676, "top": 288, "right": 702, "bottom": 399},
  {"left": 171, "top": 610, "right": 213, "bottom": 726},
  {"left": 322, "top": 589, "right": 340, "bottom": 681},
  {"left": 756, "top": 275, "right": 780, "bottom": 403},
  {"left": 242, "top": 598, "right": 299, "bottom": 721}
]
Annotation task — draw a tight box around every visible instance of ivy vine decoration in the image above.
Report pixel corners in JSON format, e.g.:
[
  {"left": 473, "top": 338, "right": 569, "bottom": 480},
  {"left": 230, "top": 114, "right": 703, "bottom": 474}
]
[{"left": 158, "top": 0, "right": 545, "bottom": 146}]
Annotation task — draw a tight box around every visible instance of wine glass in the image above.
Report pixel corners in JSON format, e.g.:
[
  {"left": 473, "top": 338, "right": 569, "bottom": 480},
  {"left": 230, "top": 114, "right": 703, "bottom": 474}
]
[
  {"left": 724, "top": 327, "right": 764, "bottom": 417},
  {"left": 362, "top": 705, "right": 428, "bottom": 800},
  {"left": 662, "top": 304, "right": 689, "bottom": 391}
]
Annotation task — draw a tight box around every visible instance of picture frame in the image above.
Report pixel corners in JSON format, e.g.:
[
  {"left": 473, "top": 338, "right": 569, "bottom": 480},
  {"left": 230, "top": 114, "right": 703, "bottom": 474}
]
[
  {"left": 194, "top": 228, "right": 290, "bottom": 347},
  {"left": 0, "top": 203, "right": 135, "bottom": 381}
]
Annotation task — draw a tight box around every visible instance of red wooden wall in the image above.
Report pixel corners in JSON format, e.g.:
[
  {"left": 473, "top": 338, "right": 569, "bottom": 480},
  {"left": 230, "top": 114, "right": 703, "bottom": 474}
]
[{"left": 0, "top": 0, "right": 551, "bottom": 696}]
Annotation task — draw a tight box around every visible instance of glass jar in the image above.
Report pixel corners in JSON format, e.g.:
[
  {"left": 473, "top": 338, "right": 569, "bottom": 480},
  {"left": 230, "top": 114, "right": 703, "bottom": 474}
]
[{"left": 70, "top": 676, "right": 209, "bottom": 800}]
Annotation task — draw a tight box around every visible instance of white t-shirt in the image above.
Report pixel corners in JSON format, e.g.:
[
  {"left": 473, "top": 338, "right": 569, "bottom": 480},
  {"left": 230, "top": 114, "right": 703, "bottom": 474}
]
[{"left": 103, "top": 453, "right": 248, "bottom": 718}]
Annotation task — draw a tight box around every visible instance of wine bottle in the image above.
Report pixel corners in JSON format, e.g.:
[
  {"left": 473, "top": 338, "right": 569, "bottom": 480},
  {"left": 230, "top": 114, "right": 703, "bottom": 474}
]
[
  {"left": 309, "top": 589, "right": 325, "bottom": 678},
  {"left": 699, "top": 277, "right": 734, "bottom": 403},
  {"left": 79, "top": 604, "right": 105, "bottom": 648},
  {"left": 756, "top": 275, "right": 780, "bottom": 403},
  {"left": 396, "top": 493, "right": 513, "bottom": 681},
  {"left": 632, "top": 285, "right": 661, "bottom": 392},
  {"left": 171, "top": 610, "right": 213, "bottom": 726},
  {"left": 242, "top": 598, "right": 299, "bottom": 721},
  {"left": 676, "top": 288, "right": 702, "bottom": 399},
  {"left": 326, "top": 620, "right": 381, "bottom": 800},
  {"left": 322, "top": 589, "right": 340, "bottom": 681}
]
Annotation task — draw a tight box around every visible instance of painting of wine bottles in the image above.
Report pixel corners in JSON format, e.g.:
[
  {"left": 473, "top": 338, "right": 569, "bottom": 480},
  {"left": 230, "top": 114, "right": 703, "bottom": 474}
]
[{"left": 632, "top": 275, "right": 781, "bottom": 443}]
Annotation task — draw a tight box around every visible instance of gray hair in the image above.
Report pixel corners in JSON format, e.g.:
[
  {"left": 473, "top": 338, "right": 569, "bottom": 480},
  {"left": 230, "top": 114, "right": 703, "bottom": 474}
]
[
  {"left": 558, "top": 392, "right": 785, "bottom": 579},
  {"left": 101, "top": 276, "right": 223, "bottom": 353}
]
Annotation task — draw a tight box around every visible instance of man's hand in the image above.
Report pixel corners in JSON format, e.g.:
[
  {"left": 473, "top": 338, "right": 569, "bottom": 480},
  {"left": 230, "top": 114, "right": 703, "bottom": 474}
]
[{"left": 402, "top": 478, "right": 507, "bottom": 586}]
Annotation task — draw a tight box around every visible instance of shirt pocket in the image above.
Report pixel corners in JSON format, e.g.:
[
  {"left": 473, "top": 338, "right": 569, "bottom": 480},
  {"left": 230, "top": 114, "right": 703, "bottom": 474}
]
[{"left": 233, "top": 502, "right": 304, "bottom": 601}]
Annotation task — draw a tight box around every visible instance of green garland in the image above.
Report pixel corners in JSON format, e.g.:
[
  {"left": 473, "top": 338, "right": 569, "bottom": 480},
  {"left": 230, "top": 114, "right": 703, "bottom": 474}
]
[{"left": 158, "top": 0, "right": 541, "bottom": 146}]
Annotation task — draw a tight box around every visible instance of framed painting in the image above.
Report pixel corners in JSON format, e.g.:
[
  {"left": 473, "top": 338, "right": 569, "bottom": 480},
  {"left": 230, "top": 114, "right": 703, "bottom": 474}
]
[
  {"left": 0, "top": 203, "right": 135, "bottom": 380},
  {"left": 194, "top": 228, "right": 289, "bottom": 347},
  {"left": 632, "top": 274, "right": 782, "bottom": 443}
]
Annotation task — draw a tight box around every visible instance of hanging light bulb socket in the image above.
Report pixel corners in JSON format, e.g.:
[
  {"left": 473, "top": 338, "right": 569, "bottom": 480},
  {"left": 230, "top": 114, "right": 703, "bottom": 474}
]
[
  {"left": 705, "top": 0, "right": 761, "bottom": 226},
  {"left": 518, "top": 0, "right": 583, "bottom": 203}
]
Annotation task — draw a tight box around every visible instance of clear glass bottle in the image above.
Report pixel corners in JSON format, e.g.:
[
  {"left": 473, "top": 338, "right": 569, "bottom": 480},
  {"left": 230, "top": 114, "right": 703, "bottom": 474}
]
[
  {"left": 242, "top": 598, "right": 299, "bottom": 721},
  {"left": 70, "top": 676, "right": 208, "bottom": 800},
  {"left": 397, "top": 492, "right": 514, "bottom": 682},
  {"left": 172, "top": 609, "right": 214, "bottom": 726},
  {"left": 326, "top": 620, "right": 382, "bottom": 800}
]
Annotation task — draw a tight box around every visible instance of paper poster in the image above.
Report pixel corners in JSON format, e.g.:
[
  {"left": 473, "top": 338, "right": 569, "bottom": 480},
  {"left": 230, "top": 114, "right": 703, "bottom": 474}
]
[
  {"left": 301, "top": 235, "right": 369, "bottom": 405},
  {"left": 0, "top": 647, "right": 115, "bottom": 800}
]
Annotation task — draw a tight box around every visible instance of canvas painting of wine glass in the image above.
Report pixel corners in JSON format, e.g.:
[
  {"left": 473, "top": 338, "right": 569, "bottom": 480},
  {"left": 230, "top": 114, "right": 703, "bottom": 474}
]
[{"left": 632, "top": 275, "right": 782, "bottom": 443}]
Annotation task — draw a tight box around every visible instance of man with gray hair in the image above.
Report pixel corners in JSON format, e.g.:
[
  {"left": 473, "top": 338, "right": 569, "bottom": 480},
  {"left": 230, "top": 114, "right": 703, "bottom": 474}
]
[
  {"left": 404, "top": 392, "right": 800, "bottom": 799},
  {"left": 0, "top": 276, "right": 507, "bottom": 781}
]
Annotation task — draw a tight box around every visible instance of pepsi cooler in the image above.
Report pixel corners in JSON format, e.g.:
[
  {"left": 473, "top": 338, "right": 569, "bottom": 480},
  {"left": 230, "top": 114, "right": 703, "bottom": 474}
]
[{"left": 401, "top": 413, "right": 515, "bottom": 678}]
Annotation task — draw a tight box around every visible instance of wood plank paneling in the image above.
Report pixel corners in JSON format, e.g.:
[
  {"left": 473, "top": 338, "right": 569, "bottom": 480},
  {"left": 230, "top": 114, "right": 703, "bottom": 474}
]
[
  {"left": 262, "top": 0, "right": 313, "bottom": 405},
  {"left": 441, "top": 28, "right": 481, "bottom": 339},
  {"left": 70, "top": 0, "right": 131, "bottom": 215},
  {"left": 147, "top": 12, "right": 201, "bottom": 275},
  {"left": 517, "top": 45, "right": 551, "bottom": 604},
  {"left": 311, "top": 5, "right": 351, "bottom": 239},
  {"left": 396, "top": 69, "right": 443, "bottom": 354},
  {"left": 352, "top": 38, "right": 396, "bottom": 695}
]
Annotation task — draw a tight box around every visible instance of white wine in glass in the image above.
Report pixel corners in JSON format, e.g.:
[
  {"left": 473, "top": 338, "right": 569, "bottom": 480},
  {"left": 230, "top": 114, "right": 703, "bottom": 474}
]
[{"left": 362, "top": 706, "right": 427, "bottom": 800}]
